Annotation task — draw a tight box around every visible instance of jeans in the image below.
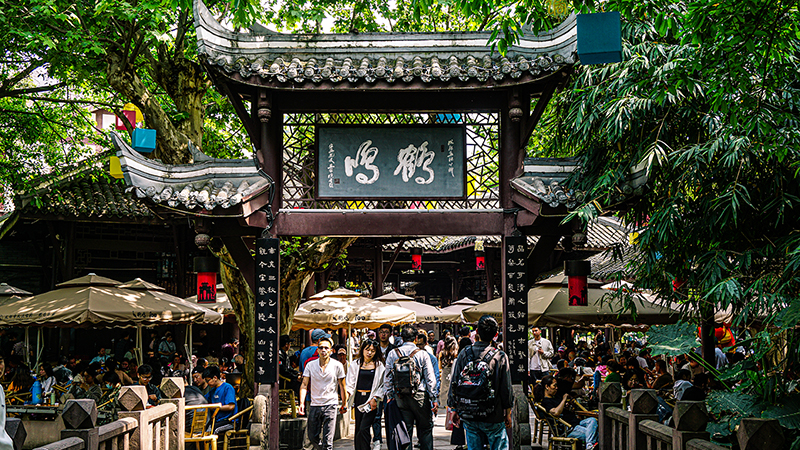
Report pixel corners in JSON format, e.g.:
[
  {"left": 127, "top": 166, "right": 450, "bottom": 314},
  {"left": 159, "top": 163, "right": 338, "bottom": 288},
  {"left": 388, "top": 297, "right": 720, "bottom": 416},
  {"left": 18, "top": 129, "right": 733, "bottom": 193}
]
[
  {"left": 372, "top": 399, "right": 384, "bottom": 443},
  {"left": 396, "top": 394, "right": 433, "bottom": 450},
  {"left": 462, "top": 420, "right": 509, "bottom": 450},
  {"left": 567, "top": 418, "right": 598, "bottom": 450},
  {"left": 306, "top": 405, "right": 338, "bottom": 450}
]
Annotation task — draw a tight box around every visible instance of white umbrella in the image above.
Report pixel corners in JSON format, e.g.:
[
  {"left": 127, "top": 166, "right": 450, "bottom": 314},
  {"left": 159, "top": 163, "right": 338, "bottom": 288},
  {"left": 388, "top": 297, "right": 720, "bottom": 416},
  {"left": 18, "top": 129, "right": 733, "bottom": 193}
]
[
  {"left": 185, "top": 284, "right": 234, "bottom": 315},
  {"left": 376, "top": 292, "right": 456, "bottom": 323}
]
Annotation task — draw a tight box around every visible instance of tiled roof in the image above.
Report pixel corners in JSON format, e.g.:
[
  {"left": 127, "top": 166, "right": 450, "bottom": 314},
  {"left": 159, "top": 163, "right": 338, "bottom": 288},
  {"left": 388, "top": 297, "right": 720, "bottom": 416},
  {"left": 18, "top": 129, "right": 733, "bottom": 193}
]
[
  {"left": 113, "top": 132, "right": 271, "bottom": 212},
  {"left": 512, "top": 157, "right": 583, "bottom": 208},
  {"left": 193, "top": 0, "right": 577, "bottom": 87},
  {"left": 384, "top": 217, "right": 633, "bottom": 253},
  {"left": 16, "top": 173, "right": 153, "bottom": 220}
]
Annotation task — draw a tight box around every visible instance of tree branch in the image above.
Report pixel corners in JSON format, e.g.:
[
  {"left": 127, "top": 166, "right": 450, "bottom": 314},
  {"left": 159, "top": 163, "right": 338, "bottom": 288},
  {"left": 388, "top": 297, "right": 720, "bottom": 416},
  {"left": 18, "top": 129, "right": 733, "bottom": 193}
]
[{"left": 0, "top": 83, "right": 67, "bottom": 98}]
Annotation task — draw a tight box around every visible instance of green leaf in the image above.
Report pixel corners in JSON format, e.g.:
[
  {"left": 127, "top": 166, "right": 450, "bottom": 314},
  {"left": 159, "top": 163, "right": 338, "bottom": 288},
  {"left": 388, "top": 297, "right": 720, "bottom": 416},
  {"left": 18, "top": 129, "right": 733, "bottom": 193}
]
[
  {"left": 646, "top": 322, "right": 698, "bottom": 356},
  {"left": 762, "top": 395, "right": 800, "bottom": 430}
]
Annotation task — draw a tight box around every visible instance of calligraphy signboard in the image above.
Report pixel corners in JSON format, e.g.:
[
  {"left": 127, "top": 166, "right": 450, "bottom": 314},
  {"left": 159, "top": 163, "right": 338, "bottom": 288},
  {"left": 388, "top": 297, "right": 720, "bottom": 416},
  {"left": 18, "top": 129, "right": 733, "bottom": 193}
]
[
  {"left": 316, "top": 125, "right": 466, "bottom": 199},
  {"left": 255, "top": 238, "right": 280, "bottom": 384},
  {"left": 504, "top": 235, "right": 528, "bottom": 384}
]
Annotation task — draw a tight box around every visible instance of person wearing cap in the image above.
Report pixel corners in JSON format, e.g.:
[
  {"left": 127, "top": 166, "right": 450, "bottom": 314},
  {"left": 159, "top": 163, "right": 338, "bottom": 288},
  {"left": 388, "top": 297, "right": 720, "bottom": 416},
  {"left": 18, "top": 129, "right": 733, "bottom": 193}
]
[
  {"left": 300, "top": 329, "right": 331, "bottom": 373},
  {"left": 280, "top": 335, "right": 302, "bottom": 393},
  {"left": 299, "top": 337, "right": 347, "bottom": 450},
  {"left": 448, "top": 315, "right": 513, "bottom": 450}
]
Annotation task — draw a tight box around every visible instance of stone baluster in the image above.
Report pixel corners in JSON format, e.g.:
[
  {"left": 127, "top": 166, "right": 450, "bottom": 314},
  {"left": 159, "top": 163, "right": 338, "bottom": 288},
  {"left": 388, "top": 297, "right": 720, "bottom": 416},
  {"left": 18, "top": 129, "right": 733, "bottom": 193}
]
[
  {"left": 628, "top": 389, "right": 659, "bottom": 450},
  {"left": 60, "top": 400, "right": 99, "bottom": 450},
  {"left": 672, "top": 401, "right": 709, "bottom": 450},
  {"left": 5, "top": 418, "right": 26, "bottom": 450},
  {"left": 598, "top": 382, "right": 623, "bottom": 450},
  {"left": 118, "top": 386, "right": 151, "bottom": 450},
  {"left": 159, "top": 377, "right": 186, "bottom": 450},
  {"left": 737, "top": 418, "right": 784, "bottom": 450}
]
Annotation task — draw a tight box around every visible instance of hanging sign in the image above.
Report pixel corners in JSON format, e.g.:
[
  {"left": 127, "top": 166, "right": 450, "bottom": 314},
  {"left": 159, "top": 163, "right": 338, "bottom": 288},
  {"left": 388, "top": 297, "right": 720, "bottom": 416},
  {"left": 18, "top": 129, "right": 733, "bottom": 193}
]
[
  {"left": 316, "top": 125, "right": 466, "bottom": 199},
  {"left": 255, "top": 237, "right": 280, "bottom": 384},
  {"left": 504, "top": 235, "right": 528, "bottom": 384}
]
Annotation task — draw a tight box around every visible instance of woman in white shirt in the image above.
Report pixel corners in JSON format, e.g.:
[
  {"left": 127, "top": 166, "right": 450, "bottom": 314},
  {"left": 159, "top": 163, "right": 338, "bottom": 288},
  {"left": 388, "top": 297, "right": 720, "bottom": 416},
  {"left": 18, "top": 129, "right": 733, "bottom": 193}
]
[
  {"left": 345, "top": 339, "right": 385, "bottom": 450},
  {"left": 37, "top": 363, "right": 56, "bottom": 400}
]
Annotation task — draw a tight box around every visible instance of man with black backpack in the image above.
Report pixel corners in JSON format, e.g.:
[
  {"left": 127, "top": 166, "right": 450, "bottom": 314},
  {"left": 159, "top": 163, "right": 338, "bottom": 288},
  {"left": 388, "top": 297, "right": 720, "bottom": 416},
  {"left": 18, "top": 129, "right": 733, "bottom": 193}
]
[
  {"left": 448, "top": 315, "right": 513, "bottom": 450},
  {"left": 384, "top": 325, "right": 439, "bottom": 450}
]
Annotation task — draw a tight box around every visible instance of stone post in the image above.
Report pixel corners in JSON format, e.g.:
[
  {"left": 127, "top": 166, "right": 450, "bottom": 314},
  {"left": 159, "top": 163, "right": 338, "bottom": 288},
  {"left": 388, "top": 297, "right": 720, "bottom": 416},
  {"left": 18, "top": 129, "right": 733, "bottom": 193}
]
[
  {"left": 598, "top": 382, "right": 623, "bottom": 450},
  {"left": 118, "top": 386, "right": 152, "bottom": 450},
  {"left": 737, "top": 418, "right": 784, "bottom": 450},
  {"left": 628, "top": 389, "right": 658, "bottom": 450},
  {"left": 672, "top": 401, "right": 709, "bottom": 450},
  {"left": 159, "top": 377, "right": 186, "bottom": 450},
  {"left": 511, "top": 385, "right": 531, "bottom": 450},
  {"left": 60, "top": 399, "right": 99, "bottom": 450},
  {"left": 5, "top": 418, "right": 26, "bottom": 450}
]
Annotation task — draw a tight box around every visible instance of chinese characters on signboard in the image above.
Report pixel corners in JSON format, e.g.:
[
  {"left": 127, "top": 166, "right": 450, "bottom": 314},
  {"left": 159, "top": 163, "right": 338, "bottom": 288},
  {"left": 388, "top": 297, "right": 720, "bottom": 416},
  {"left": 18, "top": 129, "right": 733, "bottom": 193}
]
[
  {"left": 317, "top": 126, "right": 466, "bottom": 198},
  {"left": 504, "top": 235, "right": 528, "bottom": 384},
  {"left": 255, "top": 238, "right": 280, "bottom": 384}
]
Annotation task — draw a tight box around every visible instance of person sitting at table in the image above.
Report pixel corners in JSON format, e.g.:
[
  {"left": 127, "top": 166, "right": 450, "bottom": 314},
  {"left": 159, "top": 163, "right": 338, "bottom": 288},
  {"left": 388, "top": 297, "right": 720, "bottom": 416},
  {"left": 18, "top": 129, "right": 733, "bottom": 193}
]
[
  {"left": 37, "top": 363, "right": 56, "bottom": 399},
  {"left": 77, "top": 367, "right": 102, "bottom": 403},
  {"left": 104, "top": 359, "right": 134, "bottom": 386},
  {"left": 136, "top": 364, "right": 162, "bottom": 406},
  {"left": 540, "top": 375, "right": 598, "bottom": 450}
]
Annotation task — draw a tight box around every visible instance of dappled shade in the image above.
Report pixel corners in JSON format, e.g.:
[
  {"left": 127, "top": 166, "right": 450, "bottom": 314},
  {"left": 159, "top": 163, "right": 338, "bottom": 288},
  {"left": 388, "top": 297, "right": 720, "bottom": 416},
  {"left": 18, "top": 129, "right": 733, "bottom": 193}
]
[
  {"left": 0, "top": 274, "right": 205, "bottom": 327},
  {"left": 119, "top": 278, "right": 223, "bottom": 324},
  {"left": 462, "top": 274, "right": 680, "bottom": 326},
  {"left": 293, "top": 295, "right": 416, "bottom": 330}
]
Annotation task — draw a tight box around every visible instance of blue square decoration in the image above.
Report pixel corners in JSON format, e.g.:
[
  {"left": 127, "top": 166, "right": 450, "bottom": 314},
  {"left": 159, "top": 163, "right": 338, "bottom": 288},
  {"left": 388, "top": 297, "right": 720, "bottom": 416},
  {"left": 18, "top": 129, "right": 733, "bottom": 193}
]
[
  {"left": 577, "top": 11, "right": 622, "bottom": 65},
  {"left": 132, "top": 128, "right": 157, "bottom": 153}
]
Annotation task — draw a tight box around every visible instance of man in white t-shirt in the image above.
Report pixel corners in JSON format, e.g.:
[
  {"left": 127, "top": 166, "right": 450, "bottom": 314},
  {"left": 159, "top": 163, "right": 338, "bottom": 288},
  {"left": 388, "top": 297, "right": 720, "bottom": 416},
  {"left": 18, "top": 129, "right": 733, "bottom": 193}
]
[
  {"left": 299, "top": 337, "right": 347, "bottom": 450},
  {"left": 528, "top": 327, "right": 554, "bottom": 382}
]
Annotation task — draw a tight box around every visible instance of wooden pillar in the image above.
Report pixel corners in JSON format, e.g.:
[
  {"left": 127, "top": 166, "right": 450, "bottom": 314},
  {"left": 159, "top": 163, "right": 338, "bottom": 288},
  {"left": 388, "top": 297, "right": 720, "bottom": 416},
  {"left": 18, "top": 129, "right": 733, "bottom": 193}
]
[
  {"left": 256, "top": 88, "right": 282, "bottom": 450},
  {"left": 372, "top": 239, "right": 384, "bottom": 296},
  {"left": 485, "top": 251, "right": 495, "bottom": 302}
]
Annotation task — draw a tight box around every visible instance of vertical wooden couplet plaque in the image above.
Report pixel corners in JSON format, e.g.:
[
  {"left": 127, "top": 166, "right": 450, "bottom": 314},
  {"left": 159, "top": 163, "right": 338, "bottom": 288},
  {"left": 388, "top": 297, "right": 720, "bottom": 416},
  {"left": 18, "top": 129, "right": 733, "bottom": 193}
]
[
  {"left": 255, "top": 237, "right": 280, "bottom": 384},
  {"left": 504, "top": 235, "right": 528, "bottom": 384}
]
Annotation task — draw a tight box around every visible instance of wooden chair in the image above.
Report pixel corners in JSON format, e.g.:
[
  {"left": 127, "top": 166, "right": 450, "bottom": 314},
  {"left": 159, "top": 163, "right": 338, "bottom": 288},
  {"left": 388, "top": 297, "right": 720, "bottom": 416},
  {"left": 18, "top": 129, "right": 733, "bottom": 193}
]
[
  {"left": 222, "top": 403, "right": 254, "bottom": 450},
  {"left": 279, "top": 389, "right": 297, "bottom": 418},
  {"left": 532, "top": 402, "right": 581, "bottom": 450},
  {"left": 186, "top": 403, "right": 222, "bottom": 450}
]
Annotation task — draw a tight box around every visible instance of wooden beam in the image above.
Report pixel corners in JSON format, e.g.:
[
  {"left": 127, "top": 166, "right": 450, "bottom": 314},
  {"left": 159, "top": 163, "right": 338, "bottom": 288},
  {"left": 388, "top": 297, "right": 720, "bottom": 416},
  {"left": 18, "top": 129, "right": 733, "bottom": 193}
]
[
  {"left": 521, "top": 82, "right": 558, "bottom": 149},
  {"left": 246, "top": 210, "right": 506, "bottom": 236},
  {"left": 382, "top": 240, "right": 405, "bottom": 285},
  {"left": 217, "top": 77, "right": 260, "bottom": 149},
  {"left": 221, "top": 236, "right": 255, "bottom": 292},
  {"left": 271, "top": 89, "right": 508, "bottom": 112}
]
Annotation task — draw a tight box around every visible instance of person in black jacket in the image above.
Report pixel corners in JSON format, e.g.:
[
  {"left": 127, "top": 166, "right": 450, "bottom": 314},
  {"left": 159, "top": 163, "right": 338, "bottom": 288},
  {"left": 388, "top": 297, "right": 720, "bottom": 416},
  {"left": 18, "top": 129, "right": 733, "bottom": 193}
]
[
  {"left": 448, "top": 315, "right": 513, "bottom": 450},
  {"left": 279, "top": 335, "right": 301, "bottom": 395}
]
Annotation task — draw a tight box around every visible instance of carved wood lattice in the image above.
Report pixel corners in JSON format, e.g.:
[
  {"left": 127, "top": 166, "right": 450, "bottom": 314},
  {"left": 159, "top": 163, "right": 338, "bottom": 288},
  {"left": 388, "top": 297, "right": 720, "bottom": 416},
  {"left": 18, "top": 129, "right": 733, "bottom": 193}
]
[{"left": 281, "top": 112, "right": 500, "bottom": 210}]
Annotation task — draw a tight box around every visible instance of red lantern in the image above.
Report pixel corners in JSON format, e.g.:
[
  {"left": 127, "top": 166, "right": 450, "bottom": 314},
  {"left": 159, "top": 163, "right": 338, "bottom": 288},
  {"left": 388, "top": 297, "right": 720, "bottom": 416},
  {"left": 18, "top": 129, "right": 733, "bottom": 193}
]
[
  {"left": 565, "top": 260, "right": 591, "bottom": 306},
  {"left": 474, "top": 240, "right": 485, "bottom": 270},
  {"left": 411, "top": 248, "right": 423, "bottom": 271},
  {"left": 194, "top": 256, "right": 219, "bottom": 304}
]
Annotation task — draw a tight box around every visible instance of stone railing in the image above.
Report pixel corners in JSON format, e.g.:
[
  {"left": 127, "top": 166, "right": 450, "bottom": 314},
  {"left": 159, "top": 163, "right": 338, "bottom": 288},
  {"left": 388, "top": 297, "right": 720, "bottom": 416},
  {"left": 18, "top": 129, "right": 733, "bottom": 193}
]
[
  {"left": 30, "top": 377, "right": 185, "bottom": 450},
  {"left": 598, "top": 383, "right": 785, "bottom": 450}
]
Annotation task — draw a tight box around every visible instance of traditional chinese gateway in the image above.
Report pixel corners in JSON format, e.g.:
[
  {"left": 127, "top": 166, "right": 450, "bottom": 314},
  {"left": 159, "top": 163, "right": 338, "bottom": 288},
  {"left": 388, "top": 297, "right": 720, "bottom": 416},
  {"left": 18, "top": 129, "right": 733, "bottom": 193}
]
[{"left": 113, "top": 1, "right": 594, "bottom": 448}]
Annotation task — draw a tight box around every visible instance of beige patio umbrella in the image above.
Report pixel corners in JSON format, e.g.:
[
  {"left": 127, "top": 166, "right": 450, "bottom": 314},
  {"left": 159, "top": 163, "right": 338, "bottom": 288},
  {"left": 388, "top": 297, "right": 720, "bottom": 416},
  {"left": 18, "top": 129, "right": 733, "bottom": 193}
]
[
  {"left": 120, "top": 278, "right": 224, "bottom": 362},
  {"left": 0, "top": 283, "right": 31, "bottom": 299},
  {"left": 292, "top": 295, "right": 416, "bottom": 330},
  {"left": 438, "top": 297, "right": 480, "bottom": 323},
  {"left": 0, "top": 274, "right": 204, "bottom": 326},
  {"left": 463, "top": 274, "right": 680, "bottom": 326},
  {"left": 185, "top": 283, "right": 234, "bottom": 315},
  {"left": 375, "top": 291, "right": 458, "bottom": 323}
]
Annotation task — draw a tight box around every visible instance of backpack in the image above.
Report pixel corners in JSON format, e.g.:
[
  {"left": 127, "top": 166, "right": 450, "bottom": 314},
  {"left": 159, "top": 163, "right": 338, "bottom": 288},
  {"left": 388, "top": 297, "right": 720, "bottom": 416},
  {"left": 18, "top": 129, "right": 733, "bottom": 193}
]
[
  {"left": 452, "top": 346, "right": 498, "bottom": 420},
  {"left": 391, "top": 348, "right": 421, "bottom": 397}
]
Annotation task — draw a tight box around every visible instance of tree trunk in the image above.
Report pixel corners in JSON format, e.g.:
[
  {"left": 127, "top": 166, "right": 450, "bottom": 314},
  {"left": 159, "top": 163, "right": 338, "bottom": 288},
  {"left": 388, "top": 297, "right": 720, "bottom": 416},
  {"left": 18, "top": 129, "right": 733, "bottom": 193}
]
[
  {"left": 105, "top": 50, "right": 192, "bottom": 165},
  {"left": 149, "top": 52, "right": 210, "bottom": 148},
  {"left": 212, "top": 241, "right": 255, "bottom": 399}
]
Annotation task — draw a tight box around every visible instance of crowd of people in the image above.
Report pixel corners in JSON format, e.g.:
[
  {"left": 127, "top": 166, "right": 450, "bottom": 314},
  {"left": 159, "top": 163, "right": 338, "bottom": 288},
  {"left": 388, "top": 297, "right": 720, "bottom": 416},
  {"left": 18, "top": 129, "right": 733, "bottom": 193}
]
[
  {"left": 0, "top": 328, "right": 245, "bottom": 436},
  {"left": 280, "top": 316, "right": 513, "bottom": 450}
]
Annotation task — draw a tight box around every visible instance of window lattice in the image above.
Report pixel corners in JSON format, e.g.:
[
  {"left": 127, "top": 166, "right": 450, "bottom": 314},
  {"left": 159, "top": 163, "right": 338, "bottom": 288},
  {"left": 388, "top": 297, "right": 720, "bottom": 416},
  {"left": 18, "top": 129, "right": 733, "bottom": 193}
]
[{"left": 281, "top": 113, "right": 500, "bottom": 210}]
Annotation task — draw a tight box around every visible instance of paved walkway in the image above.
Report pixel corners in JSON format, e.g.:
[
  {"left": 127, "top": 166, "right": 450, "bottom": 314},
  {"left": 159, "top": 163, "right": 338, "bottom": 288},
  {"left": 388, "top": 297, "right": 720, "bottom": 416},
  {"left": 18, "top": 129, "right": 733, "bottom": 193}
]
[{"left": 333, "top": 409, "right": 548, "bottom": 449}]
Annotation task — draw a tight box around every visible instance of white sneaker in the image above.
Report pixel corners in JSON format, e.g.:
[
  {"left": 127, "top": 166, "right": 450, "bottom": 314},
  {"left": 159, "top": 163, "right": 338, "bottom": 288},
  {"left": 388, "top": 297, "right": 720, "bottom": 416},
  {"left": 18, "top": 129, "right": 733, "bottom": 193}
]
[{"left": 372, "top": 441, "right": 381, "bottom": 450}]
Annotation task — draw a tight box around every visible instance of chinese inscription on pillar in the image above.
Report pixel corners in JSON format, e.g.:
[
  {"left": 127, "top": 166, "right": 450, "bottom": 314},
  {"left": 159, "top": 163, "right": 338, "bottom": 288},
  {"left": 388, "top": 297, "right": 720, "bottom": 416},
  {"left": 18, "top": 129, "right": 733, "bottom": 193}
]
[
  {"left": 504, "top": 235, "right": 528, "bottom": 383},
  {"left": 255, "top": 237, "right": 280, "bottom": 384}
]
